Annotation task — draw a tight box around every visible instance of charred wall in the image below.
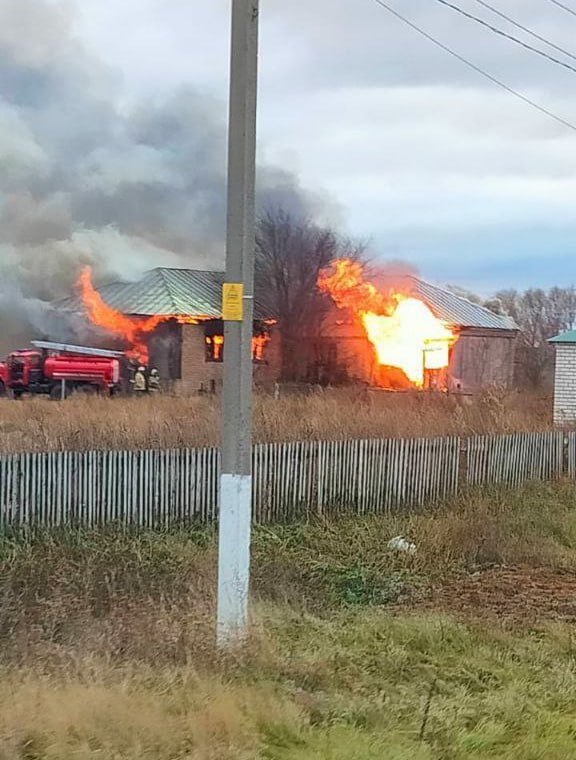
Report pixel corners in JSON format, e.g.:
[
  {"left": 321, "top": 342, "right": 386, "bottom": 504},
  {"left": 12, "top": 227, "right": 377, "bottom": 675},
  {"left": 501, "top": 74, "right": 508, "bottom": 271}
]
[
  {"left": 293, "top": 309, "right": 377, "bottom": 386},
  {"left": 147, "top": 320, "right": 183, "bottom": 386}
]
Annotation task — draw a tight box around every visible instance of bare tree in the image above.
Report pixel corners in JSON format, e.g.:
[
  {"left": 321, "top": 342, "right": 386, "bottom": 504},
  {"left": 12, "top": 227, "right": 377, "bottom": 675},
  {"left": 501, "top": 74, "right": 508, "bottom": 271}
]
[
  {"left": 494, "top": 286, "right": 576, "bottom": 388},
  {"left": 255, "top": 210, "right": 363, "bottom": 381},
  {"left": 547, "top": 286, "right": 576, "bottom": 335},
  {"left": 493, "top": 289, "right": 520, "bottom": 323}
]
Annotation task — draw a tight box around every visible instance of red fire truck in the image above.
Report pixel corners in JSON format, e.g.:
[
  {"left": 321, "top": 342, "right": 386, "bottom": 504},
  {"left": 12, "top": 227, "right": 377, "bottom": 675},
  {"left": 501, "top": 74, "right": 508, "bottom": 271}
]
[{"left": 0, "top": 341, "right": 126, "bottom": 399}]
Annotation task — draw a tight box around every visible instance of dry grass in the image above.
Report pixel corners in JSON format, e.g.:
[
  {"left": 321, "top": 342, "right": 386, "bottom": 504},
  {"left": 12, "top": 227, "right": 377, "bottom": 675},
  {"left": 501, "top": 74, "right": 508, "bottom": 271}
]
[
  {"left": 0, "top": 669, "right": 301, "bottom": 760},
  {"left": 0, "top": 388, "right": 552, "bottom": 453},
  {"left": 1, "top": 483, "right": 576, "bottom": 757}
]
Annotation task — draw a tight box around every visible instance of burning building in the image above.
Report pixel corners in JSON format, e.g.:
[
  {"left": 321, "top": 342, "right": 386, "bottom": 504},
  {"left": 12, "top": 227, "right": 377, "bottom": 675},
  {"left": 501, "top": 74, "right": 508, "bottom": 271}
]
[
  {"left": 54, "top": 260, "right": 516, "bottom": 395},
  {"left": 311, "top": 259, "right": 518, "bottom": 393},
  {"left": 59, "top": 267, "right": 280, "bottom": 393}
]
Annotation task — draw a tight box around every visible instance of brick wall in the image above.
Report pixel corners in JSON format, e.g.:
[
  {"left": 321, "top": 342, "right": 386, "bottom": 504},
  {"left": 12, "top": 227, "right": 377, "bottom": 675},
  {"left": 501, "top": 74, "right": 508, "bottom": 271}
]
[
  {"left": 554, "top": 344, "right": 576, "bottom": 424},
  {"left": 176, "top": 324, "right": 222, "bottom": 395},
  {"left": 175, "top": 323, "right": 281, "bottom": 395}
]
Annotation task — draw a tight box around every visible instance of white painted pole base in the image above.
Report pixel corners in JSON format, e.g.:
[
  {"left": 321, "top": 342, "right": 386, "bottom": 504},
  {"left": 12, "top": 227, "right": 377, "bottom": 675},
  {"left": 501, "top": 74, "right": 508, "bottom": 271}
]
[{"left": 216, "top": 473, "right": 252, "bottom": 646}]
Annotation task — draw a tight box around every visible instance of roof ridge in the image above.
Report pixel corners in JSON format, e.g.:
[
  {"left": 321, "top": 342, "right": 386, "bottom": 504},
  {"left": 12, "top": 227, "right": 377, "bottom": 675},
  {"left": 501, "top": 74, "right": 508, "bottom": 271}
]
[
  {"left": 147, "top": 266, "right": 226, "bottom": 276},
  {"left": 156, "top": 268, "right": 180, "bottom": 313}
]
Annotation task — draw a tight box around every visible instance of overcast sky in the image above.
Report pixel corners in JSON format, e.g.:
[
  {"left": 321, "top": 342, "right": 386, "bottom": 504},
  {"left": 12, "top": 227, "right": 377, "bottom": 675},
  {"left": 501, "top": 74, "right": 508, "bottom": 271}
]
[{"left": 73, "top": 0, "right": 576, "bottom": 294}]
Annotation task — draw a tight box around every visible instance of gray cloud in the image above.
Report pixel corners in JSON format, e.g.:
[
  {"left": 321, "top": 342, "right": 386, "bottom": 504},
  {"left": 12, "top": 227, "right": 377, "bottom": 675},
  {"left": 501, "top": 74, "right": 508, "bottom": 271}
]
[
  {"left": 261, "top": 0, "right": 576, "bottom": 93},
  {"left": 75, "top": 0, "right": 576, "bottom": 295}
]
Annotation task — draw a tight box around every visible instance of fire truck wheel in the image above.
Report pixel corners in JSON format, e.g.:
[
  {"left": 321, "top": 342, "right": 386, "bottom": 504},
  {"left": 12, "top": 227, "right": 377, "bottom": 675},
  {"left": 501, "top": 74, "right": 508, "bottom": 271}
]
[
  {"left": 49, "top": 384, "right": 71, "bottom": 401},
  {"left": 0, "top": 381, "right": 5, "bottom": 397},
  {"left": 75, "top": 385, "right": 98, "bottom": 396}
]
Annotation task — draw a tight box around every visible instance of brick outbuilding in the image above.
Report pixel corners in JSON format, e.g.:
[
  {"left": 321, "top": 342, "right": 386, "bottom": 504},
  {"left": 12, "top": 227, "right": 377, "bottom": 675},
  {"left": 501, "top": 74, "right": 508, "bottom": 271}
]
[
  {"left": 550, "top": 330, "right": 576, "bottom": 425},
  {"left": 59, "top": 267, "right": 281, "bottom": 394}
]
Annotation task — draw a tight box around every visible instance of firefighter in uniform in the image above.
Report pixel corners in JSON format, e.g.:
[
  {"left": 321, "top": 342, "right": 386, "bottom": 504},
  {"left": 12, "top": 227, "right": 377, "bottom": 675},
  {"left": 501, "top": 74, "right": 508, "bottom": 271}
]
[
  {"left": 148, "top": 368, "right": 161, "bottom": 395},
  {"left": 132, "top": 366, "right": 147, "bottom": 395}
]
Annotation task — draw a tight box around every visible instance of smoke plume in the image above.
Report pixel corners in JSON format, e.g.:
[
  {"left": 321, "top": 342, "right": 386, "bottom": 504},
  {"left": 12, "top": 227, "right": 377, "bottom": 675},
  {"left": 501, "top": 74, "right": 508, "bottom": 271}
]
[
  {"left": 0, "top": 0, "right": 324, "bottom": 353},
  {"left": 370, "top": 259, "right": 419, "bottom": 297}
]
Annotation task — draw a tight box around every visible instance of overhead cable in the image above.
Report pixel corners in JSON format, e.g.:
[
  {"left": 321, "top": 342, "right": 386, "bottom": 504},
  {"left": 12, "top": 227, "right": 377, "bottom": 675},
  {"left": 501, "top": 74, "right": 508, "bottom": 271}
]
[
  {"left": 433, "top": 0, "right": 576, "bottom": 76},
  {"left": 371, "top": 0, "right": 576, "bottom": 134},
  {"left": 545, "top": 0, "right": 576, "bottom": 20},
  {"left": 470, "top": 0, "right": 576, "bottom": 63}
]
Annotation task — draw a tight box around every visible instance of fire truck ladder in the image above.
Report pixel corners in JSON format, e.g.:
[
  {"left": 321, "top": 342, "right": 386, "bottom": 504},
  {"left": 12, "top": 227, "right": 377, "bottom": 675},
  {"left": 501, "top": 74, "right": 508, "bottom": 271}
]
[{"left": 31, "top": 341, "right": 125, "bottom": 359}]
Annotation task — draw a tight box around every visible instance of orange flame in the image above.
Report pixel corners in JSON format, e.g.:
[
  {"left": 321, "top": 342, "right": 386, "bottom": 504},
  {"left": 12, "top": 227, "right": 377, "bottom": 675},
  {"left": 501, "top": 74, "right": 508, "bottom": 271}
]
[
  {"left": 204, "top": 333, "right": 270, "bottom": 362},
  {"left": 77, "top": 267, "right": 168, "bottom": 363},
  {"left": 252, "top": 333, "right": 270, "bottom": 362},
  {"left": 205, "top": 334, "right": 224, "bottom": 361},
  {"left": 318, "top": 259, "right": 457, "bottom": 388}
]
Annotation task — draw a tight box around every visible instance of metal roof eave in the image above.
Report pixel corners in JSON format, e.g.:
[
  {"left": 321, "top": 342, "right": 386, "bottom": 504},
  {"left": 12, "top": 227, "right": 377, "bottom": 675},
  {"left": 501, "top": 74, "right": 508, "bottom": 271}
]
[{"left": 549, "top": 330, "right": 576, "bottom": 344}]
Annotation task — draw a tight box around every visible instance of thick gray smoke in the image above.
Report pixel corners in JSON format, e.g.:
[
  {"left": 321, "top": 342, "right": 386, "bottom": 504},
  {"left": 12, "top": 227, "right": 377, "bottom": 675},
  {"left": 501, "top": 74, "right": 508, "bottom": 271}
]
[{"left": 0, "top": 0, "right": 324, "bottom": 354}]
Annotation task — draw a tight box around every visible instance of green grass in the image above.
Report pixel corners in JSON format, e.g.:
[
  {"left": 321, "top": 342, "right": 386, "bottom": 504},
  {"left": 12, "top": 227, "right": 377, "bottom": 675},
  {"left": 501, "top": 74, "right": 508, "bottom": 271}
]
[
  {"left": 1, "top": 481, "right": 576, "bottom": 757},
  {"left": 259, "top": 609, "right": 576, "bottom": 759}
]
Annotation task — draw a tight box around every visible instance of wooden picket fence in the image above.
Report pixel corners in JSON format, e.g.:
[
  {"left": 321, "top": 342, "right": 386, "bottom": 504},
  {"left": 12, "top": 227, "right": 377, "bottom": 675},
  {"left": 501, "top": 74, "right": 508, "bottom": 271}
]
[{"left": 0, "top": 431, "right": 572, "bottom": 528}]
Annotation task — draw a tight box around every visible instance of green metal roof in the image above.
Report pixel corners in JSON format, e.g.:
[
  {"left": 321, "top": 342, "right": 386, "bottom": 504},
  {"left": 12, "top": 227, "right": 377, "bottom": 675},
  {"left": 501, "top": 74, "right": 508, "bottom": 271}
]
[
  {"left": 97, "top": 268, "right": 224, "bottom": 318},
  {"left": 407, "top": 277, "right": 517, "bottom": 331},
  {"left": 549, "top": 330, "right": 576, "bottom": 344},
  {"left": 58, "top": 266, "right": 516, "bottom": 331},
  {"left": 58, "top": 267, "right": 268, "bottom": 320}
]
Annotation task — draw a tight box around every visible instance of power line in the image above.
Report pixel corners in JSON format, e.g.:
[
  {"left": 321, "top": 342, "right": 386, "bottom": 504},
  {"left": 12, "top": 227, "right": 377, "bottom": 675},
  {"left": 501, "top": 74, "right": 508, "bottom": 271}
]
[
  {"left": 545, "top": 0, "right": 576, "bottom": 19},
  {"left": 370, "top": 0, "right": 576, "bottom": 134},
  {"left": 434, "top": 0, "right": 576, "bottom": 76},
  {"left": 471, "top": 0, "right": 576, "bottom": 63}
]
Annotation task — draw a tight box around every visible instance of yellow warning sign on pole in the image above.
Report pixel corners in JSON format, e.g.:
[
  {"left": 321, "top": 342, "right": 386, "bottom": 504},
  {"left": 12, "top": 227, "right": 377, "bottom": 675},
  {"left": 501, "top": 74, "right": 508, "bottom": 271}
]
[{"left": 222, "top": 283, "right": 244, "bottom": 321}]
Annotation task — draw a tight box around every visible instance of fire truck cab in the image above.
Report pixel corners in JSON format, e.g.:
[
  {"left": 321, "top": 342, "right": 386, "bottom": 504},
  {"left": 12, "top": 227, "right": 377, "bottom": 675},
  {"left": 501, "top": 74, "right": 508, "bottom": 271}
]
[
  {"left": 0, "top": 360, "right": 6, "bottom": 396},
  {"left": 0, "top": 342, "right": 125, "bottom": 400}
]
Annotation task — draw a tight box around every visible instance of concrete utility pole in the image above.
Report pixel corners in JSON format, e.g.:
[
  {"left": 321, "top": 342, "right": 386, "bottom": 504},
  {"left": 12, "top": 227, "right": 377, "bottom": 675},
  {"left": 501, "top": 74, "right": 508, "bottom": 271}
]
[{"left": 217, "top": 0, "right": 260, "bottom": 646}]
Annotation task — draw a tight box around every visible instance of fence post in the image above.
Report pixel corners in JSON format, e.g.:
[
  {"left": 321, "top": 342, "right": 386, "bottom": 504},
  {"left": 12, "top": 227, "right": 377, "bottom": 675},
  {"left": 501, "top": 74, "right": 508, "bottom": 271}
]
[
  {"left": 316, "top": 440, "right": 324, "bottom": 518},
  {"left": 458, "top": 438, "right": 468, "bottom": 492}
]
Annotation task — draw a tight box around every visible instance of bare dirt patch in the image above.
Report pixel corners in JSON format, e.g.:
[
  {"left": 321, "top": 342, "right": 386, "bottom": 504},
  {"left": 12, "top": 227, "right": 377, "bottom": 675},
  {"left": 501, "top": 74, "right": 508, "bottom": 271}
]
[{"left": 410, "top": 566, "right": 576, "bottom": 623}]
